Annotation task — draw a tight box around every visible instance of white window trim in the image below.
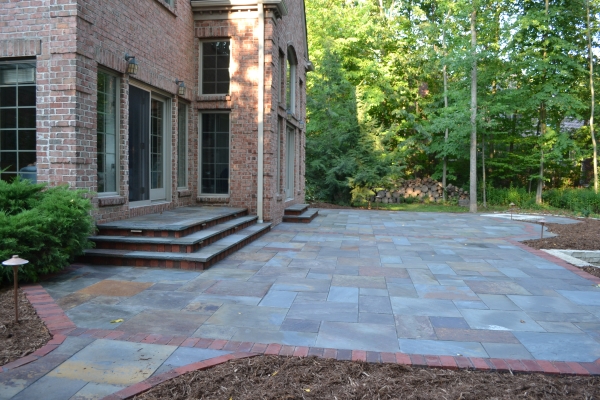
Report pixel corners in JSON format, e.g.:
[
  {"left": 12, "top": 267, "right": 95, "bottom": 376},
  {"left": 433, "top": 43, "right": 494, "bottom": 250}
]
[
  {"left": 199, "top": 40, "right": 232, "bottom": 96},
  {"left": 97, "top": 68, "right": 120, "bottom": 197},
  {"left": 198, "top": 111, "right": 231, "bottom": 196},
  {"left": 177, "top": 103, "right": 189, "bottom": 189}
]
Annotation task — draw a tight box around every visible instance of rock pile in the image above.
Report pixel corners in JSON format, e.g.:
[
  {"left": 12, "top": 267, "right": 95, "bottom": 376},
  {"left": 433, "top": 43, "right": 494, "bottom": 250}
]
[{"left": 370, "top": 178, "right": 469, "bottom": 204}]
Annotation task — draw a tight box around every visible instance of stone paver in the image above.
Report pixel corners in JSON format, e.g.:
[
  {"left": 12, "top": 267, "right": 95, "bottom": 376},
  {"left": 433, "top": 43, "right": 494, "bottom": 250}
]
[{"left": 4, "top": 210, "right": 600, "bottom": 399}]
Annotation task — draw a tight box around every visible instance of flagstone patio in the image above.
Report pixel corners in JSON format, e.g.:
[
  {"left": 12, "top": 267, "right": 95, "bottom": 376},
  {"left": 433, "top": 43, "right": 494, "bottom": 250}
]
[{"left": 2, "top": 210, "right": 600, "bottom": 399}]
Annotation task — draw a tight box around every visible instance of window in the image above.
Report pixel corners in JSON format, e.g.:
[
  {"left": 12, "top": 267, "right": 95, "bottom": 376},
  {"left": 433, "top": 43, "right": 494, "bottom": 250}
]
[
  {"left": 97, "top": 70, "right": 119, "bottom": 193},
  {"left": 150, "top": 99, "right": 165, "bottom": 192},
  {"left": 0, "top": 61, "right": 36, "bottom": 182},
  {"left": 201, "top": 41, "right": 230, "bottom": 95},
  {"left": 286, "top": 49, "right": 297, "bottom": 113},
  {"left": 200, "top": 113, "right": 229, "bottom": 194},
  {"left": 278, "top": 51, "right": 285, "bottom": 104},
  {"left": 276, "top": 117, "right": 283, "bottom": 193},
  {"left": 177, "top": 103, "right": 187, "bottom": 188}
]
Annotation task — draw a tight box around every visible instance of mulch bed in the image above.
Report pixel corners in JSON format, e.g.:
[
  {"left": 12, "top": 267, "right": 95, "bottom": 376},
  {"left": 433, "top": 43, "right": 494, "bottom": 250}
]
[
  {"left": 523, "top": 218, "right": 600, "bottom": 279},
  {"left": 0, "top": 287, "right": 51, "bottom": 366},
  {"left": 135, "top": 355, "right": 600, "bottom": 400}
]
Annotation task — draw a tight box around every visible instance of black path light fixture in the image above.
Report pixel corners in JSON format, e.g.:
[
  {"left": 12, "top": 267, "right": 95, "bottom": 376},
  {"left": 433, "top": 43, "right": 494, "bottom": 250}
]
[
  {"left": 539, "top": 218, "right": 546, "bottom": 239},
  {"left": 2, "top": 255, "right": 29, "bottom": 323},
  {"left": 175, "top": 79, "right": 186, "bottom": 96},
  {"left": 124, "top": 53, "right": 138, "bottom": 75}
]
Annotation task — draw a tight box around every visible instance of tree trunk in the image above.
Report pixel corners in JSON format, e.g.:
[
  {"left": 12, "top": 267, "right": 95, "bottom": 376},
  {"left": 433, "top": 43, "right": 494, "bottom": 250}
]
[
  {"left": 482, "top": 130, "right": 486, "bottom": 208},
  {"left": 470, "top": 8, "right": 478, "bottom": 213},
  {"left": 443, "top": 64, "right": 448, "bottom": 202},
  {"left": 587, "top": 0, "right": 598, "bottom": 193}
]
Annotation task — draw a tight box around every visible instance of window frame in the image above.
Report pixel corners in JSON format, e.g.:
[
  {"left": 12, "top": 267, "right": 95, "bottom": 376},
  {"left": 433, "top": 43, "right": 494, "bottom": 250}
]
[
  {"left": 199, "top": 40, "right": 232, "bottom": 96},
  {"left": 286, "top": 48, "right": 297, "bottom": 114},
  {"left": 96, "top": 68, "right": 120, "bottom": 196},
  {"left": 177, "top": 102, "right": 188, "bottom": 189},
  {"left": 0, "top": 59, "right": 37, "bottom": 183},
  {"left": 199, "top": 112, "right": 231, "bottom": 196}
]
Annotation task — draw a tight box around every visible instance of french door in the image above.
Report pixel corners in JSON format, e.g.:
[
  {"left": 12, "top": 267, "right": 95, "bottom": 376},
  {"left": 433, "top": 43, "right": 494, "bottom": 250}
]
[{"left": 129, "top": 85, "right": 167, "bottom": 204}]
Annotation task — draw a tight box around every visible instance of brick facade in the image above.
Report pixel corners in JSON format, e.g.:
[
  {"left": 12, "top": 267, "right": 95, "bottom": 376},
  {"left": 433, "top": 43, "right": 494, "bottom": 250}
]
[{"left": 0, "top": 0, "right": 310, "bottom": 225}]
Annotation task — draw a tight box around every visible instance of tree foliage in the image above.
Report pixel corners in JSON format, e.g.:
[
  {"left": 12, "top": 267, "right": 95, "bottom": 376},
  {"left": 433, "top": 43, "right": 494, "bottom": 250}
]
[{"left": 305, "top": 0, "right": 600, "bottom": 203}]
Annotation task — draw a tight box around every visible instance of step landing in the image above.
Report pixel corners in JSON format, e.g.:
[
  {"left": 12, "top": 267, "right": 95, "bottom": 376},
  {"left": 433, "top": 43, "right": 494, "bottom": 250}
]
[{"left": 283, "top": 204, "right": 319, "bottom": 223}]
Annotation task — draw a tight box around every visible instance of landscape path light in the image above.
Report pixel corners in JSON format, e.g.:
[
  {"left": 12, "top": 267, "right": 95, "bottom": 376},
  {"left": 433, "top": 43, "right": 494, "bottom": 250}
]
[
  {"left": 509, "top": 202, "right": 516, "bottom": 220},
  {"left": 539, "top": 218, "right": 546, "bottom": 239},
  {"left": 2, "top": 255, "right": 29, "bottom": 323}
]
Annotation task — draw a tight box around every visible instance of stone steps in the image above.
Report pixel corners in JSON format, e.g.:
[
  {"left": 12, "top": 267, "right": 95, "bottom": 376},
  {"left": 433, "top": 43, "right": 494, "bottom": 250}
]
[
  {"left": 90, "top": 215, "right": 258, "bottom": 253},
  {"left": 283, "top": 204, "right": 318, "bottom": 223},
  {"left": 80, "top": 206, "right": 270, "bottom": 270}
]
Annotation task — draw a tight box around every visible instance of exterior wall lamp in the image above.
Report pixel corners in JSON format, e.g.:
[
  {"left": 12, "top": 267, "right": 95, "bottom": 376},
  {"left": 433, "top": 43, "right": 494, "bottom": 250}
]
[
  {"left": 175, "top": 79, "right": 186, "bottom": 96},
  {"left": 124, "top": 53, "right": 138, "bottom": 75}
]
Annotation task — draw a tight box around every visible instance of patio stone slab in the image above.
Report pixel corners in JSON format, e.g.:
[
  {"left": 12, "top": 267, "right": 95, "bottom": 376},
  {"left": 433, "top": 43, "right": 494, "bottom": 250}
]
[
  {"left": 118, "top": 290, "right": 198, "bottom": 310},
  {"left": 287, "top": 302, "right": 358, "bottom": 322},
  {"left": 460, "top": 309, "right": 545, "bottom": 332},
  {"left": 414, "top": 284, "right": 478, "bottom": 301},
  {"left": 280, "top": 318, "right": 321, "bottom": 333},
  {"left": 465, "top": 281, "right": 531, "bottom": 295},
  {"left": 259, "top": 290, "right": 297, "bottom": 307},
  {"left": 316, "top": 322, "right": 399, "bottom": 352},
  {"left": 328, "top": 287, "right": 359, "bottom": 303},
  {"left": 204, "top": 281, "right": 272, "bottom": 297},
  {"left": 507, "top": 295, "right": 587, "bottom": 314},
  {"left": 557, "top": 290, "right": 600, "bottom": 306},
  {"left": 117, "top": 310, "right": 209, "bottom": 336},
  {"left": 394, "top": 315, "right": 436, "bottom": 339},
  {"left": 513, "top": 332, "right": 600, "bottom": 362},
  {"left": 66, "top": 303, "right": 146, "bottom": 330},
  {"left": 77, "top": 280, "right": 153, "bottom": 297},
  {"left": 390, "top": 298, "right": 462, "bottom": 317},
  {"left": 398, "top": 339, "right": 488, "bottom": 358},
  {"left": 48, "top": 339, "right": 175, "bottom": 385},
  {"left": 205, "top": 304, "right": 287, "bottom": 330},
  {"left": 481, "top": 343, "right": 534, "bottom": 360},
  {"left": 70, "top": 382, "right": 126, "bottom": 400},
  {"left": 153, "top": 347, "right": 231, "bottom": 376},
  {"left": 10, "top": 376, "right": 88, "bottom": 400},
  {"left": 433, "top": 328, "right": 520, "bottom": 343}
]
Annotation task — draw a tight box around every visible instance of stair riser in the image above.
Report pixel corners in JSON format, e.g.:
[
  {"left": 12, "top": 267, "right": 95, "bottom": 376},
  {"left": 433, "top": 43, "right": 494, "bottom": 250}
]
[
  {"left": 79, "top": 226, "right": 271, "bottom": 270},
  {"left": 92, "top": 220, "right": 257, "bottom": 253},
  {"left": 97, "top": 210, "right": 248, "bottom": 238},
  {"left": 283, "top": 214, "right": 318, "bottom": 223},
  {"left": 284, "top": 209, "right": 308, "bottom": 216}
]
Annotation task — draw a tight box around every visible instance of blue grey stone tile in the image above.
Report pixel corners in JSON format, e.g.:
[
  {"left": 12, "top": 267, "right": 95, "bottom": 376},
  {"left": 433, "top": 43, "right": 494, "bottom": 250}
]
[
  {"left": 390, "top": 297, "right": 461, "bottom": 317},
  {"left": 398, "top": 339, "right": 488, "bottom": 358},
  {"left": 259, "top": 290, "right": 297, "bottom": 308},
  {"left": 460, "top": 309, "right": 545, "bottom": 332},
  {"left": 328, "top": 286, "right": 359, "bottom": 303},
  {"left": 316, "top": 322, "right": 399, "bottom": 352},
  {"left": 359, "top": 296, "right": 392, "bottom": 314},
  {"left": 513, "top": 332, "right": 600, "bottom": 362}
]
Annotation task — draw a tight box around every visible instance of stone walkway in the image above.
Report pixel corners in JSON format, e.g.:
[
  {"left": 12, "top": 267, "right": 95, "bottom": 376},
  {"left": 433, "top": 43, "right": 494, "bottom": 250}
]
[{"left": 2, "top": 210, "right": 600, "bottom": 399}]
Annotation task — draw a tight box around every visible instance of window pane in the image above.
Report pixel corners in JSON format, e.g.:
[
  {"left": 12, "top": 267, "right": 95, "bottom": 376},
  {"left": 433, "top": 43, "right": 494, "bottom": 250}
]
[
  {"left": 0, "top": 109, "right": 16, "bottom": 128},
  {"left": 1, "top": 152, "right": 17, "bottom": 171},
  {"left": 0, "top": 86, "right": 16, "bottom": 107},
  {"left": 18, "top": 86, "right": 35, "bottom": 107},
  {"left": 18, "top": 130, "right": 35, "bottom": 150},
  {"left": 18, "top": 108, "right": 35, "bottom": 128},
  {"left": 216, "top": 83, "right": 229, "bottom": 94},
  {"left": 1, "top": 130, "right": 16, "bottom": 150}
]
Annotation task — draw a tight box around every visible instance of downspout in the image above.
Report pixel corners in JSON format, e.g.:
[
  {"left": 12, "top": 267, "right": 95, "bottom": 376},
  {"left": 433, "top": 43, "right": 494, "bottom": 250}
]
[{"left": 257, "top": 0, "right": 265, "bottom": 223}]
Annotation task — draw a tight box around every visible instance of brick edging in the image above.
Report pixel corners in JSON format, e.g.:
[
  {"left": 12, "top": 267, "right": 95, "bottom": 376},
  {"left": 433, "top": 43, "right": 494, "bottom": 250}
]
[
  {"left": 97, "top": 346, "right": 600, "bottom": 400},
  {"left": 0, "top": 284, "right": 74, "bottom": 373}
]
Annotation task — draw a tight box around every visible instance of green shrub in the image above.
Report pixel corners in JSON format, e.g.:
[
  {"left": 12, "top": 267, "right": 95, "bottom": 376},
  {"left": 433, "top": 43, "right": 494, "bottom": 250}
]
[{"left": 0, "top": 179, "right": 95, "bottom": 285}]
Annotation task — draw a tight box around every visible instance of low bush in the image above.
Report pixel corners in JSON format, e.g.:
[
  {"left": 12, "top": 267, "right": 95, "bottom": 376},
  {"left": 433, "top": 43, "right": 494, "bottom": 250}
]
[{"left": 0, "top": 179, "right": 95, "bottom": 285}]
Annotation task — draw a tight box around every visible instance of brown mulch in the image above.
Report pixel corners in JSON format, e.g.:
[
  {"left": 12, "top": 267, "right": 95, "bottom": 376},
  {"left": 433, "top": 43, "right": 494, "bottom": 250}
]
[
  {"left": 135, "top": 355, "right": 600, "bottom": 400},
  {"left": 523, "top": 218, "right": 600, "bottom": 279},
  {"left": 0, "top": 287, "right": 51, "bottom": 366}
]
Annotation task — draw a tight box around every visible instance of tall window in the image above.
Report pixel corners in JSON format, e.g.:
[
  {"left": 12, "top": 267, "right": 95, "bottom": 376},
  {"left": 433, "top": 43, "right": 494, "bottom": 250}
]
[
  {"left": 278, "top": 51, "right": 285, "bottom": 104},
  {"left": 177, "top": 104, "right": 187, "bottom": 188},
  {"left": 201, "top": 113, "right": 229, "bottom": 194},
  {"left": 286, "top": 49, "right": 297, "bottom": 113},
  {"left": 0, "top": 62, "right": 36, "bottom": 182},
  {"left": 201, "top": 41, "right": 230, "bottom": 95},
  {"left": 97, "top": 71, "right": 118, "bottom": 193}
]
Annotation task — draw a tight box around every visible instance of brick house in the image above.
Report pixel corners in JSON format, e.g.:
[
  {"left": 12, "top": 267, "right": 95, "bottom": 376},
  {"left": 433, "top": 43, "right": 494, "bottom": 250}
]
[{"left": 0, "top": 0, "right": 312, "bottom": 225}]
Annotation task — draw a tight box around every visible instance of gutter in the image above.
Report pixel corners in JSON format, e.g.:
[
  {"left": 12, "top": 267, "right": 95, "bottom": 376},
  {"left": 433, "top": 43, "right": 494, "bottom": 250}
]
[{"left": 257, "top": 0, "right": 265, "bottom": 223}]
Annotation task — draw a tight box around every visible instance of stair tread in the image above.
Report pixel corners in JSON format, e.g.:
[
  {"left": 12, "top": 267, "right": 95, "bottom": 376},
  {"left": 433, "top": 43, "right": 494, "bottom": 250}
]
[
  {"left": 285, "top": 203, "right": 309, "bottom": 212},
  {"left": 85, "top": 223, "right": 271, "bottom": 262},
  {"left": 283, "top": 209, "right": 319, "bottom": 219},
  {"left": 90, "top": 216, "right": 257, "bottom": 245},
  {"left": 96, "top": 206, "right": 247, "bottom": 232}
]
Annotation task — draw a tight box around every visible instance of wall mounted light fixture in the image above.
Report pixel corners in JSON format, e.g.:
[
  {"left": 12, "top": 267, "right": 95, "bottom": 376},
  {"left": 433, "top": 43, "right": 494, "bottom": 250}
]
[
  {"left": 175, "top": 79, "right": 186, "bottom": 96},
  {"left": 124, "top": 53, "right": 138, "bottom": 75}
]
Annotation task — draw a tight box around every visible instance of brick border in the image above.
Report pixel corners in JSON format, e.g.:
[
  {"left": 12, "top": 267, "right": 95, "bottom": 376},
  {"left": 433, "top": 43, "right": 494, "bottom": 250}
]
[{"left": 0, "top": 284, "right": 73, "bottom": 373}]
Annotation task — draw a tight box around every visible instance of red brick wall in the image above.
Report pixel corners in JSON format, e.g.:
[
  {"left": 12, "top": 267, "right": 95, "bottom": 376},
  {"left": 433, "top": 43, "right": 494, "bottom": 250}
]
[{"left": 1, "top": 0, "right": 309, "bottom": 224}]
